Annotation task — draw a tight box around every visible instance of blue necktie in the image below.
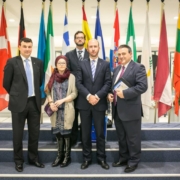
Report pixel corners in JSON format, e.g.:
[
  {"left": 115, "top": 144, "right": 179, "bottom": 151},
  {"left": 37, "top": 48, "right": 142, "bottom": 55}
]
[
  {"left": 24, "top": 59, "right": 33, "bottom": 97},
  {"left": 91, "top": 60, "right": 96, "bottom": 80}
]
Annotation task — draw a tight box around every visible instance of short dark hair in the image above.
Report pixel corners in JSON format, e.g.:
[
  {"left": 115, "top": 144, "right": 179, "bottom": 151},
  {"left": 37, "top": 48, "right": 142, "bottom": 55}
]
[
  {"left": 20, "top": 37, "right": 33, "bottom": 45},
  {"left": 74, "top": 31, "right": 86, "bottom": 40},
  {"left": 118, "top": 44, "right": 132, "bottom": 53}
]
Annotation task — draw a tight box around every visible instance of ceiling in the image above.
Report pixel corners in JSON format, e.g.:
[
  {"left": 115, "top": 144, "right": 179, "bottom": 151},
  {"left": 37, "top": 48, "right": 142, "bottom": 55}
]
[{"left": 0, "top": 0, "right": 179, "bottom": 52}]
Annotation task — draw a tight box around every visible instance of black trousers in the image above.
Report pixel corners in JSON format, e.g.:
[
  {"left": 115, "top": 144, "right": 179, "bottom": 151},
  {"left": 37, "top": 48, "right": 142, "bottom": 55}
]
[
  {"left": 11, "top": 97, "right": 40, "bottom": 165},
  {"left": 114, "top": 106, "right": 141, "bottom": 166},
  {"left": 80, "top": 109, "right": 106, "bottom": 162}
]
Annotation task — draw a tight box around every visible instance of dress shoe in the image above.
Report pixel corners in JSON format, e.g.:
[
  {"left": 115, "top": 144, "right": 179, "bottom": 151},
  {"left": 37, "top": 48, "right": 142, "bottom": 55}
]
[
  {"left": 98, "top": 160, "right": 109, "bottom": 170},
  {"left": 29, "top": 161, "right": 45, "bottom": 168},
  {"left": 112, "top": 161, "right": 127, "bottom": 167},
  {"left": 81, "top": 161, "right": 91, "bottom": 169},
  {"left": 124, "top": 164, "right": 138, "bottom": 173},
  {"left": 15, "top": 164, "right": 23, "bottom": 172},
  {"left": 107, "top": 119, "right": 112, "bottom": 128}
]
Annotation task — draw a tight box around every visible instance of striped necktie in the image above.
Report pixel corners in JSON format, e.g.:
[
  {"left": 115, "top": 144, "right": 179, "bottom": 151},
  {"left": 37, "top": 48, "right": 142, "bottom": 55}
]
[
  {"left": 91, "top": 60, "right": 96, "bottom": 80},
  {"left": 24, "top": 59, "right": 33, "bottom": 97},
  {"left": 78, "top": 51, "right": 83, "bottom": 61}
]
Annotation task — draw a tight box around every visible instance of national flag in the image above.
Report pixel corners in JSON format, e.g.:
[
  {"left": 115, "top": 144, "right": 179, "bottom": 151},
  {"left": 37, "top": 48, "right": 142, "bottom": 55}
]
[
  {"left": 62, "top": 14, "right": 70, "bottom": 55},
  {"left": 173, "top": 7, "right": 180, "bottom": 115},
  {"left": 44, "top": 2, "right": 55, "bottom": 88},
  {"left": 37, "top": 3, "right": 46, "bottom": 98},
  {"left": 126, "top": 6, "right": 137, "bottom": 62},
  {"left": 17, "top": 3, "right": 26, "bottom": 55},
  {"left": 154, "top": 9, "right": 172, "bottom": 117},
  {"left": 82, "top": 4, "right": 92, "bottom": 48},
  {"left": 94, "top": 6, "right": 106, "bottom": 60},
  {"left": 141, "top": 7, "right": 154, "bottom": 120},
  {"left": 109, "top": 8, "right": 120, "bottom": 71},
  {"left": 0, "top": 5, "right": 11, "bottom": 111}
]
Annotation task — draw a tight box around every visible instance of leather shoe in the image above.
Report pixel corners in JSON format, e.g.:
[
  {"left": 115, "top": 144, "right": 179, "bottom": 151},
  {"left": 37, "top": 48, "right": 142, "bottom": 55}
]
[
  {"left": 98, "top": 160, "right": 109, "bottom": 170},
  {"left": 29, "top": 161, "right": 45, "bottom": 168},
  {"left": 15, "top": 164, "right": 23, "bottom": 172},
  {"left": 112, "top": 161, "right": 127, "bottom": 167},
  {"left": 124, "top": 164, "right": 138, "bottom": 173},
  {"left": 81, "top": 161, "right": 91, "bottom": 169}
]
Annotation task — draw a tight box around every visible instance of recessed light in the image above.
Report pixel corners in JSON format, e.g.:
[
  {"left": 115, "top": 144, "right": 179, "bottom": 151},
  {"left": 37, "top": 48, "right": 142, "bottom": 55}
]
[
  {"left": 174, "top": 16, "right": 178, "bottom": 20},
  {"left": 9, "top": 19, "right": 15, "bottom": 22}
]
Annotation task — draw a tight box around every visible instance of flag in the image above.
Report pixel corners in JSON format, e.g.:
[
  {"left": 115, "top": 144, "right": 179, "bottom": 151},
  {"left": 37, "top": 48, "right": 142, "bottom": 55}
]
[
  {"left": 141, "top": 8, "right": 153, "bottom": 120},
  {"left": 126, "top": 6, "right": 137, "bottom": 62},
  {"left": 94, "top": 6, "right": 106, "bottom": 60},
  {"left": 62, "top": 14, "right": 70, "bottom": 55},
  {"left": 173, "top": 7, "right": 180, "bottom": 115},
  {"left": 82, "top": 4, "right": 92, "bottom": 48},
  {"left": 37, "top": 3, "right": 46, "bottom": 98},
  {"left": 109, "top": 8, "right": 120, "bottom": 71},
  {"left": 154, "top": 9, "right": 172, "bottom": 117},
  {"left": 0, "top": 5, "right": 11, "bottom": 111},
  {"left": 44, "top": 3, "right": 55, "bottom": 88},
  {"left": 17, "top": 4, "right": 26, "bottom": 55}
]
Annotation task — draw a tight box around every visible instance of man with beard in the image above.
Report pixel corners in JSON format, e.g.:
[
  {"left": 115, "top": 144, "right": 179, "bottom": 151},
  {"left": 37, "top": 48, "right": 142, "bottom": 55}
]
[
  {"left": 76, "top": 39, "right": 111, "bottom": 170},
  {"left": 66, "top": 31, "right": 89, "bottom": 146}
]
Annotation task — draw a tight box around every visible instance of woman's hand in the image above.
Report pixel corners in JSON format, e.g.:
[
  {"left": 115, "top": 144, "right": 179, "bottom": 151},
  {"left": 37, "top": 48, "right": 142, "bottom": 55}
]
[
  {"left": 49, "top": 103, "right": 58, "bottom": 112},
  {"left": 54, "top": 99, "right": 65, "bottom": 108}
]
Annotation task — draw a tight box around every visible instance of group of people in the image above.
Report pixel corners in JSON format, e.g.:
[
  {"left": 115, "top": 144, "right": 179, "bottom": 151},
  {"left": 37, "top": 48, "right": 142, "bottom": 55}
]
[{"left": 3, "top": 31, "right": 147, "bottom": 173}]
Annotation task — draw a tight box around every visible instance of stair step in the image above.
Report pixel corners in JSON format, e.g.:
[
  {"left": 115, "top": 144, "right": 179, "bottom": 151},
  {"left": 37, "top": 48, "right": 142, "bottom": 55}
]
[
  {"left": 0, "top": 162, "right": 180, "bottom": 180},
  {"left": 1, "top": 141, "right": 180, "bottom": 162}
]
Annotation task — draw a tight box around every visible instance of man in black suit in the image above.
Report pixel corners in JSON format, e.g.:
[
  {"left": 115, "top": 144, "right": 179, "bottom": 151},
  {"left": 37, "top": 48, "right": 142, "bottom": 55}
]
[
  {"left": 108, "top": 44, "right": 147, "bottom": 173},
  {"left": 76, "top": 39, "right": 111, "bottom": 170},
  {"left": 3, "top": 37, "right": 44, "bottom": 172},
  {"left": 66, "top": 31, "right": 89, "bottom": 146}
]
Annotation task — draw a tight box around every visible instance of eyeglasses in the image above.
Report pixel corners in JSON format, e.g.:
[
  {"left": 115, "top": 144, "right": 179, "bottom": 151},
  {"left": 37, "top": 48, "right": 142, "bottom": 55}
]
[
  {"left": 57, "top": 62, "right": 66, "bottom": 65},
  {"left": 75, "top": 37, "right": 84, "bottom": 40}
]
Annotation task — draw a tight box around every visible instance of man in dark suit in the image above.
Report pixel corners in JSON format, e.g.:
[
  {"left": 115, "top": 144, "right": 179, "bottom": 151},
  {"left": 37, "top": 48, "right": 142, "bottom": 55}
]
[
  {"left": 76, "top": 39, "right": 111, "bottom": 170},
  {"left": 108, "top": 44, "right": 147, "bottom": 173},
  {"left": 66, "top": 31, "right": 89, "bottom": 146},
  {"left": 3, "top": 37, "right": 44, "bottom": 172}
]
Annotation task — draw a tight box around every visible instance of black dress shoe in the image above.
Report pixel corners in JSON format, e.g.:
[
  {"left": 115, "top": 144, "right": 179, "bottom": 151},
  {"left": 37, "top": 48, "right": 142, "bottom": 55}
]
[
  {"left": 81, "top": 161, "right": 91, "bottom": 169},
  {"left": 107, "top": 119, "right": 112, "bottom": 128},
  {"left": 98, "top": 160, "right": 109, "bottom": 170},
  {"left": 29, "top": 161, "right": 45, "bottom": 168},
  {"left": 112, "top": 161, "right": 127, "bottom": 167},
  {"left": 124, "top": 164, "right": 138, "bottom": 173},
  {"left": 15, "top": 164, "right": 23, "bottom": 172}
]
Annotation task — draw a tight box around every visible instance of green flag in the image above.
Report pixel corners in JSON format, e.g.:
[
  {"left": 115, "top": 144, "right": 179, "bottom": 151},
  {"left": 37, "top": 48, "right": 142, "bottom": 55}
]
[
  {"left": 44, "top": 2, "right": 55, "bottom": 87},
  {"left": 126, "top": 6, "right": 137, "bottom": 62}
]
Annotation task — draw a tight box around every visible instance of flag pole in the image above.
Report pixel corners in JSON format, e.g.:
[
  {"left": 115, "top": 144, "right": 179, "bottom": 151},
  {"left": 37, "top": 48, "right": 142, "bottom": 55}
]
[
  {"left": 65, "top": 0, "right": 68, "bottom": 17},
  {"left": 114, "top": 0, "right": 118, "bottom": 14},
  {"left": 97, "top": 0, "right": 100, "bottom": 8}
]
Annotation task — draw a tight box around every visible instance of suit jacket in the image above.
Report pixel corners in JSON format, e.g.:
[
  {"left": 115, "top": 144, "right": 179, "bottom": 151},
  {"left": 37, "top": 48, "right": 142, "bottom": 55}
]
[
  {"left": 66, "top": 48, "right": 89, "bottom": 77},
  {"left": 76, "top": 58, "right": 112, "bottom": 111},
  {"left": 112, "top": 60, "right": 147, "bottom": 121},
  {"left": 3, "top": 56, "right": 43, "bottom": 113}
]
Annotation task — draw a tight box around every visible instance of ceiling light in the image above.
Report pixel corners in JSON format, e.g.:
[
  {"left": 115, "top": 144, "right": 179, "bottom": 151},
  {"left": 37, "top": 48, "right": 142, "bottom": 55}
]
[
  {"left": 9, "top": 19, "right": 15, "bottom": 22},
  {"left": 174, "top": 16, "right": 178, "bottom": 20},
  {"left": 91, "top": 16, "right": 96, "bottom": 19}
]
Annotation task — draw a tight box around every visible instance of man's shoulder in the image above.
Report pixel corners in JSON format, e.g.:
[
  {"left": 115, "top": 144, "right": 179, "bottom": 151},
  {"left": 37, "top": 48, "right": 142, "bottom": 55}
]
[{"left": 66, "top": 49, "right": 76, "bottom": 56}]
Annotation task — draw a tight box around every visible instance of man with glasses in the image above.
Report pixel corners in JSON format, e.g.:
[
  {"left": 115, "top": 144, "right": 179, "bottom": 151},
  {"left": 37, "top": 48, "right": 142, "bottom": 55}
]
[{"left": 66, "top": 31, "right": 89, "bottom": 146}]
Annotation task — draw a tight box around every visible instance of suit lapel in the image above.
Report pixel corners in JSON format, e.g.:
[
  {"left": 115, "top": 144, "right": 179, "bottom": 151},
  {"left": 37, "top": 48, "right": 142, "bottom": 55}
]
[
  {"left": 72, "top": 49, "right": 79, "bottom": 62},
  {"left": 113, "top": 66, "right": 121, "bottom": 85},
  {"left": 84, "top": 59, "right": 93, "bottom": 80},
  {"left": 122, "top": 60, "right": 133, "bottom": 78},
  {"left": 84, "top": 50, "right": 89, "bottom": 59},
  {"left": 16, "top": 56, "right": 27, "bottom": 83},
  {"left": 31, "top": 58, "right": 37, "bottom": 86},
  {"left": 93, "top": 58, "right": 102, "bottom": 82}
]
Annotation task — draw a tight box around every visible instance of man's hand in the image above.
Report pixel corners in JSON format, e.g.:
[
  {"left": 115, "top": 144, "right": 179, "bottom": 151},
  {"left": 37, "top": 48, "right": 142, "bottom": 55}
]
[
  {"left": 108, "top": 93, "right": 114, "bottom": 102},
  {"left": 89, "top": 95, "right": 99, "bottom": 105},
  {"left": 116, "top": 89, "right": 124, "bottom": 98}
]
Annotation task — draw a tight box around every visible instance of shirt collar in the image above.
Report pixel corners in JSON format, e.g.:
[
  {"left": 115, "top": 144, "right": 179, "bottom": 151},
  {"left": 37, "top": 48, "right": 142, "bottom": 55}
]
[
  {"left": 21, "top": 55, "right": 31, "bottom": 61},
  {"left": 122, "top": 60, "right": 131, "bottom": 69},
  {"left": 76, "top": 48, "right": 85, "bottom": 53}
]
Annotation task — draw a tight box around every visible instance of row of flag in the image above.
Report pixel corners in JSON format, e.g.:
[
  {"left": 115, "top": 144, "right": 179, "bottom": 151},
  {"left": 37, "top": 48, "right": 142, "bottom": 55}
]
[{"left": 0, "top": 1, "right": 179, "bottom": 120}]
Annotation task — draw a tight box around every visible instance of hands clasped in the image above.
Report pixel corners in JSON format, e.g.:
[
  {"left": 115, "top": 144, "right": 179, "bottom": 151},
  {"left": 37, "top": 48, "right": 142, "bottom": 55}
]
[
  {"left": 50, "top": 99, "right": 65, "bottom": 112},
  {"left": 88, "top": 95, "right": 99, "bottom": 106}
]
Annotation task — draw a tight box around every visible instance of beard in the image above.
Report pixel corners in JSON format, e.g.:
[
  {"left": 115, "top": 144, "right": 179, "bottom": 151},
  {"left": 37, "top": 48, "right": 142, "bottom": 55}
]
[{"left": 75, "top": 42, "right": 85, "bottom": 47}]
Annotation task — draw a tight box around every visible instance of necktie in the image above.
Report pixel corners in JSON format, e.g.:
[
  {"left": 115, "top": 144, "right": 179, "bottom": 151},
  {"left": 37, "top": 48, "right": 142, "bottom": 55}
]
[
  {"left": 78, "top": 51, "right": 83, "bottom": 61},
  {"left": 91, "top": 60, "right": 96, "bottom": 80},
  {"left": 114, "top": 66, "right": 125, "bottom": 105},
  {"left": 24, "top": 59, "right": 33, "bottom": 97}
]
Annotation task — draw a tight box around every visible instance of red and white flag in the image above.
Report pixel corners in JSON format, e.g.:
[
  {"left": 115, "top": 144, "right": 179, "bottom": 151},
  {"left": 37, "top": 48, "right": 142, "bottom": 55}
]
[
  {"left": 154, "top": 9, "right": 172, "bottom": 117},
  {"left": 0, "top": 5, "right": 11, "bottom": 111}
]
